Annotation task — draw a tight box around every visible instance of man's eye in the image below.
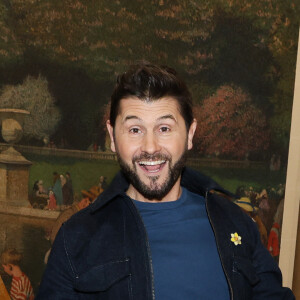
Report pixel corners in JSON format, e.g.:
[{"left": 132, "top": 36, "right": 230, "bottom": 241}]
[
  {"left": 129, "top": 128, "right": 141, "bottom": 134},
  {"left": 160, "top": 126, "right": 170, "bottom": 132}
]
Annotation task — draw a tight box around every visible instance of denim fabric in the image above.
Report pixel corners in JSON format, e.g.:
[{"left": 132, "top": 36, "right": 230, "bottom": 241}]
[{"left": 37, "top": 168, "right": 295, "bottom": 300}]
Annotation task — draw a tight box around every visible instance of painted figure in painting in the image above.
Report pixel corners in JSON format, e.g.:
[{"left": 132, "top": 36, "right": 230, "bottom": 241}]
[
  {"left": 47, "top": 190, "right": 57, "bottom": 210},
  {"left": 1, "top": 249, "right": 34, "bottom": 300},
  {"left": 65, "top": 172, "right": 74, "bottom": 206},
  {"left": 52, "top": 172, "right": 63, "bottom": 210},
  {"left": 30, "top": 180, "right": 49, "bottom": 209},
  {"left": 37, "top": 63, "right": 295, "bottom": 299},
  {"left": 233, "top": 196, "right": 268, "bottom": 246},
  {"left": 81, "top": 176, "right": 107, "bottom": 202},
  {"left": 98, "top": 175, "right": 108, "bottom": 192}
]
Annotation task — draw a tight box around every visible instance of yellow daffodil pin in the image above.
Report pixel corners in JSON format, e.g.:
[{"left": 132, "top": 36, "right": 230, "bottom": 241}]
[{"left": 231, "top": 232, "right": 242, "bottom": 246}]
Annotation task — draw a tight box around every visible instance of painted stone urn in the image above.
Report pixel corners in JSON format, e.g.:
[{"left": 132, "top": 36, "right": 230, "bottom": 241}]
[
  {"left": 0, "top": 108, "right": 32, "bottom": 207},
  {"left": 0, "top": 108, "right": 30, "bottom": 163}
]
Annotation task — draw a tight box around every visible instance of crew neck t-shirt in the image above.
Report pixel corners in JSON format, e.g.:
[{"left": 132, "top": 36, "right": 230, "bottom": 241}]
[{"left": 133, "top": 187, "right": 230, "bottom": 300}]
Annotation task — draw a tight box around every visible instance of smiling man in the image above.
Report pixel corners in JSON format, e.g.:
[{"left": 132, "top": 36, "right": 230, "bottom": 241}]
[
  {"left": 37, "top": 63, "right": 294, "bottom": 300},
  {"left": 107, "top": 96, "right": 195, "bottom": 202}
]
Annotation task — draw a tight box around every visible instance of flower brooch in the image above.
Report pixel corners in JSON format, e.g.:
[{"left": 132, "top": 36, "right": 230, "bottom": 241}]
[{"left": 231, "top": 232, "right": 242, "bottom": 246}]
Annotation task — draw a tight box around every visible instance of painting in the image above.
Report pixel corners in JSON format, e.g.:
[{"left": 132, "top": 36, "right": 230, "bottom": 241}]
[{"left": 0, "top": 0, "right": 299, "bottom": 297}]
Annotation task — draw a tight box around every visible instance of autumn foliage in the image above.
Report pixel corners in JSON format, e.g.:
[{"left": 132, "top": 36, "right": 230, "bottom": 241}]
[
  {"left": 0, "top": 0, "right": 297, "bottom": 151},
  {"left": 193, "top": 85, "right": 270, "bottom": 159}
]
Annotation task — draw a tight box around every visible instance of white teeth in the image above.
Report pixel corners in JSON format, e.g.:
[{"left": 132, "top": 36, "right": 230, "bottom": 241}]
[{"left": 139, "top": 160, "right": 166, "bottom": 166}]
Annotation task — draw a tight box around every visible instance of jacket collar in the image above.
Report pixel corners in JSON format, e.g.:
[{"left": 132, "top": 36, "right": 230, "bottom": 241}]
[
  {"left": 89, "top": 171, "right": 128, "bottom": 213},
  {"left": 90, "top": 167, "right": 234, "bottom": 213}
]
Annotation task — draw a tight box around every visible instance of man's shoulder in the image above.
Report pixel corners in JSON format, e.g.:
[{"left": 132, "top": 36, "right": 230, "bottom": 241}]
[
  {"left": 63, "top": 194, "right": 124, "bottom": 236},
  {"left": 207, "top": 191, "right": 260, "bottom": 244},
  {"left": 208, "top": 191, "right": 252, "bottom": 222},
  {"left": 57, "top": 205, "right": 100, "bottom": 251},
  {"left": 56, "top": 195, "right": 129, "bottom": 268},
  {"left": 64, "top": 203, "right": 94, "bottom": 228}
]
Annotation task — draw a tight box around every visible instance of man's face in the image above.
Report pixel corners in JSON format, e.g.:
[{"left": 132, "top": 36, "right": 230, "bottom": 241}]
[{"left": 107, "top": 97, "right": 197, "bottom": 201}]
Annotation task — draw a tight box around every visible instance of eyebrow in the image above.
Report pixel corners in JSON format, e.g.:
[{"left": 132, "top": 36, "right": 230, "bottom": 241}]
[
  {"left": 123, "top": 115, "right": 141, "bottom": 123},
  {"left": 157, "top": 114, "right": 177, "bottom": 122},
  {"left": 123, "top": 114, "right": 177, "bottom": 123}
]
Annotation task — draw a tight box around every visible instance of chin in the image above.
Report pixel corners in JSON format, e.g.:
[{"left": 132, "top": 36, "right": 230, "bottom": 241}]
[{"left": 118, "top": 149, "right": 187, "bottom": 201}]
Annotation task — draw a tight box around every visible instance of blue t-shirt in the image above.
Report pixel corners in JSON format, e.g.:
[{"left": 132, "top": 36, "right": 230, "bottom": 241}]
[{"left": 133, "top": 187, "right": 230, "bottom": 300}]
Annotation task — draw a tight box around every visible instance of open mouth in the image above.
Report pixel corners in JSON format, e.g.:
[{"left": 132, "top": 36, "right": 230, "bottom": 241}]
[{"left": 138, "top": 160, "right": 166, "bottom": 173}]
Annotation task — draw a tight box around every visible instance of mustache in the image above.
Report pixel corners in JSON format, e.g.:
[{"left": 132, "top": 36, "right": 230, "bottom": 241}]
[{"left": 132, "top": 152, "right": 171, "bottom": 163}]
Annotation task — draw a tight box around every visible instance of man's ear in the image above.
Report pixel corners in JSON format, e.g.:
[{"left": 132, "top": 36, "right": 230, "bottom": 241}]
[
  {"left": 106, "top": 120, "right": 116, "bottom": 152},
  {"left": 187, "top": 118, "right": 197, "bottom": 150}
]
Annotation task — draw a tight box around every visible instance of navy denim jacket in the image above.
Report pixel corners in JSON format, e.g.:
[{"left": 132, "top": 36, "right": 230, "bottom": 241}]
[{"left": 37, "top": 168, "right": 295, "bottom": 299}]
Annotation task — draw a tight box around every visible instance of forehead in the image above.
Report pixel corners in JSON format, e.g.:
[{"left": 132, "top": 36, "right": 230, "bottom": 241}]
[{"left": 117, "top": 97, "right": 182, "bottom": 121}]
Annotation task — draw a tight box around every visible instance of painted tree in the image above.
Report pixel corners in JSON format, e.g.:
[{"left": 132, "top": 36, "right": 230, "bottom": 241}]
[
  {"left": 1, "top": 0, "right": 297, "bottom": 86},
  {"left": 267, "top": 1, "right": 299, "bottom": 151},
  {"left": 193, "top": 85, "right": 270, "bottom": 159},
  {"left": 8, "top": 0, "right": 214, "bottom": 79},
  {"left": 0, "top": 0, "right": 297, "bottom": 151},
  {"left": 0, "top": 1, "right": 23, "bottom": 66},
  {"left": 201, "top": 0, "right": 299, "bottom": 154},
  {"left": 0, "top": 75, "right": 61, "bottom": 142}
]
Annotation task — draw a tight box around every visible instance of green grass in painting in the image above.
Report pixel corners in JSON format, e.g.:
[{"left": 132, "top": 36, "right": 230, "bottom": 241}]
[
  {"left": 194, "top": 165, "right": 287, "bottom": 193},
  {"left": 26, "top": 154, "right": 120, "bottom": 197},
  {"left": 27, "top": 154, "right": 287, "bottom": 197}
]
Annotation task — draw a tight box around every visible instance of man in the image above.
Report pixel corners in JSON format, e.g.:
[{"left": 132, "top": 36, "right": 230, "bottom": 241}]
[
  {"left": 49, "top": 197, "right": 91, "bottom": 244},
  {"left": 43, "top": 197, "right": 92, "bottom": 265},
  {"left": 37, "top": 63, "right": 294, "bottom": 299}
]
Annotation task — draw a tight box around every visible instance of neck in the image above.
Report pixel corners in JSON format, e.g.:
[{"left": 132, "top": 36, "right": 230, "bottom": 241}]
[
  {"left": 12, "top": 265, "right": 22, "bottom": 277},
  {"left": 126, "top": 178, "right": 182, "bottom": 203}
]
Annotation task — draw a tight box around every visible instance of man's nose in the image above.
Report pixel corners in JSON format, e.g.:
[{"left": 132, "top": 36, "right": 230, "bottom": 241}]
[{"left": 141, "top": 132, "right": 161, "bottom": 154}]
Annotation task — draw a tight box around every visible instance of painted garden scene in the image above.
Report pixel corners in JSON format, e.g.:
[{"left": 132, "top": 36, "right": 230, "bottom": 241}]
[{"left": 0, "top": 0, "right": 299, "bottom": 297}]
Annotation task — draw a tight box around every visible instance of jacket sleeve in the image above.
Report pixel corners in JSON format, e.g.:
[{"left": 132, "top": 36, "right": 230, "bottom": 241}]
[
  {"left": 251, "top": 221, "right": 295, "bottom": 300},
  {"left": 50, "top": 209, "right": 74, "bottom": 244},
  {"left": 36, "top": 224, "right": 78, "bottom": 300}
]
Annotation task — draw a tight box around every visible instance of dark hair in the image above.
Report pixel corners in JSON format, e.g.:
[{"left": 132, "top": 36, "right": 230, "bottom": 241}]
[
  {"left": 33, "top": 180, "right": 39, "bottom": 191},
  {"left": 109, "top": 62, "right": 194, "bottom": 130},
  {"left": 1, "top": 248, "right": 22, "bottom": 265}
]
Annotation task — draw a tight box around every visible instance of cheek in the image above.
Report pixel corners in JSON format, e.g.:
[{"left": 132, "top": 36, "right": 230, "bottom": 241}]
[
  {"left": 166, "top": 137, "right": 186, "bottom": 154},
  {"left": 116, "top": 138, "right": 139, "bottom": 160},
  {"left": 117, "top": 143, "right": 136, "bottom": 161}
]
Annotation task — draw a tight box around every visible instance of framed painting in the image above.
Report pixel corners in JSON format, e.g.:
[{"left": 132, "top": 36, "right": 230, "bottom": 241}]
[{"left": 0, "top": 0, "right": 298, "bottom": 296}]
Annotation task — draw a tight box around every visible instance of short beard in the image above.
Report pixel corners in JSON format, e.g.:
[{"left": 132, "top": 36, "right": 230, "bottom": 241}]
[{"left": 117, "top": 149, "right": 187, "bottom": 201}]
